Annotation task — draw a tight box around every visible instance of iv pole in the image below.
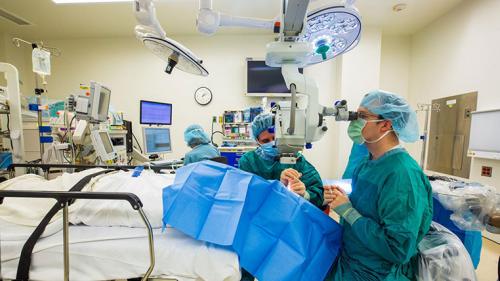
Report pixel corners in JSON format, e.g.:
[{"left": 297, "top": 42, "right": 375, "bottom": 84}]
[{"left": 11, "top": 38, "right": 61, "bottom": 161}]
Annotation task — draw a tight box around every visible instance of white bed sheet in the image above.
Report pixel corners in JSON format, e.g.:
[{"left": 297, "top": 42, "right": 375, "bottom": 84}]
[
  {"left": 1, "top": 224, "right": 240, "bottom": 281},
  {"left": 0, "top": 169, "right": 175, "bottom": 230}
]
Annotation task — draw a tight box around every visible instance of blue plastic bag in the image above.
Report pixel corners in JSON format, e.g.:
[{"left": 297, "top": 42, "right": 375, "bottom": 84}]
[{"left": 163, "top": 161, "right": 342, "bottom": 281}]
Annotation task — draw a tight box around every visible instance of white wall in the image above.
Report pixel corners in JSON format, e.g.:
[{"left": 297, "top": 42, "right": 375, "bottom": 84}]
[
  {"left": 379, "top": 34, "right": 423, "bottom": 160},
  {"left": 332, "top": 26, "right": 382, "bottom": 179},
  {"left": 410, "top": 0, "right": 500, "bottom": 186},
  {"left": 409, "top": 0, "right": 500, "bottom": 241},
  {"left": 380, "top": 35, "right": 411, "bottom": 101},
  {"left": 0, "top": 33, "right": 34, "bottom": 95},
  {"left": 0, "top": 33, "right": 6, "bottom": 87}
]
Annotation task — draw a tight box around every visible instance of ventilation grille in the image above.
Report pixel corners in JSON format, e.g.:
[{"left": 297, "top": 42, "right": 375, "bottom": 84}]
[{"left": 0, "top": 8, "right": 32, "bottom": 26}]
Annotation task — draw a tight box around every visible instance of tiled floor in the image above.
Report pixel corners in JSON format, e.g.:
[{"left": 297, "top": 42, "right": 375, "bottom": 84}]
[{"left": 476, "top": 238, "right": 499, "bottom": 281}]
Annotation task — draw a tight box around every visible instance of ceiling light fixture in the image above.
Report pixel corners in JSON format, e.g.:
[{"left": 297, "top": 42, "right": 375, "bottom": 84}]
[
  {"left": 52, "top": 0, "right": 132, "bottom": 4},
  {"left": 299, "top": 6, "right": 362, "bottom": 65}
]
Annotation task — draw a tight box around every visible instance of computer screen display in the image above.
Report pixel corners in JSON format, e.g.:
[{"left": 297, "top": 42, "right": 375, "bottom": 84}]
[
  {"left": 247, "top": 60, "right": 304, "bottom": 95},
  {"left": 99, "top": 131, "right": 114, "bottom": 154},
  {"left": 140, "top": 100, "right": 172, "bottom": 125},
  {"left": 97, "top": 86, "right": 111, "bottom": 122},
  {"left": 143, "top": 127, "right": 172, "bottom": 154}
]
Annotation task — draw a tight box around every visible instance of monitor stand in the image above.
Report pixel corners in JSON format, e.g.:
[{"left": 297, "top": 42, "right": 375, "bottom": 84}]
[{"left": 149, "top": 154, "right": 160, "bottom": 161}]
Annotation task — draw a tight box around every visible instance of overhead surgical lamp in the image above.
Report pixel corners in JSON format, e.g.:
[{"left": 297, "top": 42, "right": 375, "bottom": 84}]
[
  {"left": 134, "top": 0, "right": 208, "bottom": 76},
  {"left": 299, "top": 5, "right": 361, "bottom": 65}
]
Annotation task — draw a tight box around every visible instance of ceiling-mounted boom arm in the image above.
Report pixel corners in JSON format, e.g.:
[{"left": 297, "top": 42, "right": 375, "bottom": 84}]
[
  {"left": 134, "top": 0, "right": 208, "bottom": 76},
  {"left": 134, "top": 0, "right": 166, "bottom": 38},
  {"left": 282, "top": 0, "right": 310, "bottom": 38},
  {"left": 197, "top": 0, "right": 276, "bottom": 35}
]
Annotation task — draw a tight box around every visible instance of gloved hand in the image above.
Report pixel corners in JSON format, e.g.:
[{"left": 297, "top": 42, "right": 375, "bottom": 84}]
[
  {"left": 328, "top": 186, "right": 350, "bottom": 209},
  {"left": 289, "top": 178, "right": 306, "bottom": 197},
  {"left": 323, "top": 185, "right": 335, "bottom": 206},
  {"left": 280, "top": 168, "right": 302, "bottom": 186}
]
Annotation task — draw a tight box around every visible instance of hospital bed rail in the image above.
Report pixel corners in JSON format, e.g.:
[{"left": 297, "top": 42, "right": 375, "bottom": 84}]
[
  {"left": 0, "top": 190, "right": 155, "bottom": 281},
  {"left": 7, "top": 163, "right": 168, "bottom": 178}
]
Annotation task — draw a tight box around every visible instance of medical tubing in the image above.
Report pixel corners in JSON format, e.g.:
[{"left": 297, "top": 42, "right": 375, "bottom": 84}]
[
  {"left": 133, "top": 132, "right": 143, "bottom": 153},
  {"left": 288, "top": 83, "right": 297, "bottom": 135}
]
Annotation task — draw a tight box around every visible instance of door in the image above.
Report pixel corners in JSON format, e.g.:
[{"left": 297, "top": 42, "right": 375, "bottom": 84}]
[{"left": 426, "top": 92, "right": 477, "bottom": 178}]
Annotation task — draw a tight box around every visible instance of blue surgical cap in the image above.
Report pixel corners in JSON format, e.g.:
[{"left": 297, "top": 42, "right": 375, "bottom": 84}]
[
  {"left": 184, "top": 124, "right": 211, "bottom": 146},
  {"left": 251, "top": 113, "right": 274, "bottom": 140},
  {"left": 360, "top": 90, "right": 420, "bottom": 143}
]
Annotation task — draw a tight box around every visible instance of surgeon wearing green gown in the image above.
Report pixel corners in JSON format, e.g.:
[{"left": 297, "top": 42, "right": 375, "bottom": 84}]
[
  {"left": 238, "top": 113, "right": 325, "bottom": 209},
  {"left": 324, "top": 90, "right": 433, "bottom": 281}
]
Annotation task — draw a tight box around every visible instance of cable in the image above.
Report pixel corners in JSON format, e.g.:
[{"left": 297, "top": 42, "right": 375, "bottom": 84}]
[
  {"left": 62, "top": 150, "right": 72, "bottom": 164},
  {"left": 0, "top": 103, "right": 14, "bottom": 149},
  {"left": 6, "top": 114, "right": 13, "bottom": 149},
  {"left": 132, "top": 133, "right": 143, "bottom": 153},
  {"left": 61, "top": 115, "right": 76, "bottom": 141},
  {"left": 211, "top": 119, "right": 225, "bottom": 146}
]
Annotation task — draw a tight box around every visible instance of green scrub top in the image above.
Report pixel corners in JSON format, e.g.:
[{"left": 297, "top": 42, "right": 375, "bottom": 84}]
[
  {"left": 238, "top": 150, "right": 325, "bottom": 209},
  {"left": 183, "top": 143, "right": 220, "bottom": 166},
  {"left": 329, "top": 148, "right": 433, "bottom": 281}
]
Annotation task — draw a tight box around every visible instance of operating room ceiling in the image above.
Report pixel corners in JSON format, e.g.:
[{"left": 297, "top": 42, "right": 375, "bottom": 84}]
[{"left": 0, "top": 0, "right": 463, "bottom": 40}]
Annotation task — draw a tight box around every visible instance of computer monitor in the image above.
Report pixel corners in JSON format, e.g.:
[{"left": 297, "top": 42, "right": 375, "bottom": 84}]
[
  {"left": 140, "top": 100, "right": 172, "bottom": 125},
  {"left": 142, "top": 127, "right": 172, "bottom": 155},
  {"left": 75, "top": 81, "right": 111, "bottom": 123},
  {"left": 92, "top": 82, "right": 111, "bottom": 122},
  {"left": 246, "top": 60, "right": 304, "bottom": 96},
  {"left": 90, "top": 130, "right": 117, "bottom": 161}
]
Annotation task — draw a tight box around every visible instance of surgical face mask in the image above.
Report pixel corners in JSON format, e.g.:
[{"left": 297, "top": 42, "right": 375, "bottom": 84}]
[
  {"left": 348, "top": 118, "right": 391, "bottom": 145},
  {"left": 256, "top": 141, "right": 280, "bottom": 160}
]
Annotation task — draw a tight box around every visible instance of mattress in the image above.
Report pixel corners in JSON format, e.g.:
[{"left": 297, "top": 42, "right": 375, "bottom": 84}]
[{"left": 1, "top": 223, "right": 240, "bottom": 281}]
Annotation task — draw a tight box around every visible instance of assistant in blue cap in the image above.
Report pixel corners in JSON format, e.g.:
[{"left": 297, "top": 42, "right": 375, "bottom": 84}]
[
  {"left": 183, "top": 124, "right": 220, "bottom": 165},
  {"left": 238, "top": 113, "right": 324, "bottom": 207}
]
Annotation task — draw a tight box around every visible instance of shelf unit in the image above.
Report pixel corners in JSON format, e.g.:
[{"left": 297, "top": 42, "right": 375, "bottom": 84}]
[{"left": 220, "top": 109, "right": 260, "bottom": 148}]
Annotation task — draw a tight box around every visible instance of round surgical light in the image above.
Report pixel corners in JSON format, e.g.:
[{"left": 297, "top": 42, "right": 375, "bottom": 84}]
[
  {"left": 299, "top": 6, "right": 362, "bottom": 65},
  {"left": 142, "top": 36, "right": 209, "bottom": 76}
]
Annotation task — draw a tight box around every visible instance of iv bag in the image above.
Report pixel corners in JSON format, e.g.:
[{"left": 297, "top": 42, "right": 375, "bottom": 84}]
[{"left": 32, "top": 48, "right": 51, "bottom": 75}]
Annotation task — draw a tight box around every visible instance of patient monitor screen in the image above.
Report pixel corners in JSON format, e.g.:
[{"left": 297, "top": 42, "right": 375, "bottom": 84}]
[
  {"left": 143, "top": 127, "right": 172, "bottom": 154},
  {"left": 98, "top": 87, "right": 111, "bottom": 120},
  {"left": 99, "top": 131, "right": 114, "bottom": 154},
  {"left": 140, "top": 101, "right": 172, "bottom": 125}
]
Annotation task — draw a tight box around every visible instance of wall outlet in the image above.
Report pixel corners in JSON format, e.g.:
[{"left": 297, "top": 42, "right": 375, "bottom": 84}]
[{"left": 481, "top": 166, "right": 492, "bottom": 177}]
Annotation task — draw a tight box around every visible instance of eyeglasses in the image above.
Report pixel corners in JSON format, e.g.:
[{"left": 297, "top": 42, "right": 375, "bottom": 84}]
[{"left": 357, "top": 112, "right": 383, "bottom": 121}]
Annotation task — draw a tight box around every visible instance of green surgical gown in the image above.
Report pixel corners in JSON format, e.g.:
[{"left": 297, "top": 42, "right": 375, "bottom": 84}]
[
  {"left": 238, "top": 150, "right": 324, "bottom": 209},
  {"left": 328, "top": 148, "right": 433, "bottom": 281}
]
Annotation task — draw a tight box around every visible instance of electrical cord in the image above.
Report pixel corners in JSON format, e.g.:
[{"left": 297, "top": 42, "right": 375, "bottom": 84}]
[
  {"left": 132, "top": 133, "right": 143, "bottom": 153},
  {"left": 6, "top": 113, "right": 13, "bottom": 150},
  {"left": 61, "top": 115, "right": 76, "bottom": 141},
  {"left": 211, "top": 119, "right": 225, "bottom": 147},
  {"left": 0, "top": 102, "right": 14, "bottom": 149}
]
